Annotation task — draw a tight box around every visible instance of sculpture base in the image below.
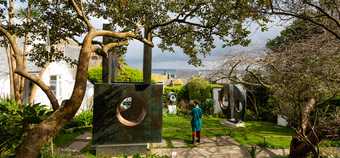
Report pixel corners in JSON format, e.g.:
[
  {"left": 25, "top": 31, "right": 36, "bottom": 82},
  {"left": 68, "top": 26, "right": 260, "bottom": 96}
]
[
  {"left": 95, "top": 143, "right": 149, "bottom": 157},
  {"left": 220, "top": 119, "right": 245, "bottom": 127},
  {"left": 168, "top": 105, "right": 177, "bottom": 114}
]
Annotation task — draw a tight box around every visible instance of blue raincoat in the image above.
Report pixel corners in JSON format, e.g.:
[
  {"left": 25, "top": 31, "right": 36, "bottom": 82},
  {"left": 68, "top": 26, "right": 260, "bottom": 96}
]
[{"left": 191, "top": 106, "right": 202, "bottom": 132}]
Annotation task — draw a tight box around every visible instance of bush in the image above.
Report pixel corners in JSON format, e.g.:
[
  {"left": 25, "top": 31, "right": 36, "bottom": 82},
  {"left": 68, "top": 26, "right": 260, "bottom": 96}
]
[
  {"left": 116, "top": 66, "right": 143, "bottom": 82},
  {"left": 88, "top": 65, "right": 145, "bottom": 83},
  {"left": 163, "top": 85, "right": 188, "bottom": 102},
  {"left": 0, "top": 100, "right": 52, "bottom": 155},
  {"left": 64, "top": 110, "right": 93, "bottom": 129},
  {"left": 186, "top": 77, "right": 212, "bottom": 102},
  {"left": 73, "top": 110, "right": 93, "bottom": 127},
  {"left": 200, "top": 99, "right": 214, "bottom": 115}
]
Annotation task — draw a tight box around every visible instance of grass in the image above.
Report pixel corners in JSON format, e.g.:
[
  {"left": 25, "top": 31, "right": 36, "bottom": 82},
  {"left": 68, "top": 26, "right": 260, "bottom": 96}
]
[{"left": 163, "top": 114, "right": 294, "bottom": 149}]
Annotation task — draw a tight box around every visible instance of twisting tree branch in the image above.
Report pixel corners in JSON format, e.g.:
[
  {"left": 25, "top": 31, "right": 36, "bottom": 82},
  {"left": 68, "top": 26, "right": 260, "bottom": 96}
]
[
  {"left": 102, "top": 40, "right": 128, "bottom": 53},
  {"left": 265, "top": 0, "right": 340, "bottom": 40},
  {"left": 0, "top": 25, "right": 60, "bottom": 110},
  {"left": 304, "top": 1, "right": 340, "bottom": 28},
  {"left": 150, "top": 3, "right": 206, "bottom": 30},
  {"left": 245, "top": 66, "right": 272, "bottom": 88}
]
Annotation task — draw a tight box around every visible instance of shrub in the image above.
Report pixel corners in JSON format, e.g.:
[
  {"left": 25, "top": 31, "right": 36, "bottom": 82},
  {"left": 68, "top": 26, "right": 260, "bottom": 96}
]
[
  {"left": 200, "top": 99, "right": 214, "bottom": 115},
  {"left": 186, "top": 77, "right": 212, "bottom": 102},
  {"left": 116, "top": 66, "right": 143, "bottom": 82},
  {"left": 88, "top": 65, "right": 144, "bottom": 83},
  {"left": 0, "top": 100, "right": 51, "bottom": 155},
  {"left": 73, "top": 110, "right": 93, "bottom": 127},
  {"left": 163, "top": 85, "right": 188, "bottom": 102},
  {"left": 64, "top": 110, "right": 93, "bottom": 129}
]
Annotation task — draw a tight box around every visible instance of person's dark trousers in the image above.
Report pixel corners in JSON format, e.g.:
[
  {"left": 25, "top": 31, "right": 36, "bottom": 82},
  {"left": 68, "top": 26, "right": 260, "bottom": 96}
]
[
  {"left": 196, "top": 131, "right": 200, "bottom": 143},
  {"left": 191, "top": 132, "right": 196, "bottom": 144},
  {"left": 192, "top": 131, "right": 201, "bottom": 144}
]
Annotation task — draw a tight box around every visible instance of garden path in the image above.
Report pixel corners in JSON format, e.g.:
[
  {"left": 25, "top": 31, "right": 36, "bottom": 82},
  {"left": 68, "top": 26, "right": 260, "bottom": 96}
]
[
  {"left": 151, "top": 136, "right": 290, "bottom": 158},
  {"left": 63, "top": 132, "right": 292, "bottom": 157},
  {"left": 63, "top": 131, "right": 92, "bottom": 153}
]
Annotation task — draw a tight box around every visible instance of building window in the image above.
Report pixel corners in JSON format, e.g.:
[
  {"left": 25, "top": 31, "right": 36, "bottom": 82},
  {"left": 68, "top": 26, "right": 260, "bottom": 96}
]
[
  {"left": 91, "top": 55, "right": 98, "bottom": 60},
  {"left": 50, "top": 75, "right": 58, "bottom": 96}
]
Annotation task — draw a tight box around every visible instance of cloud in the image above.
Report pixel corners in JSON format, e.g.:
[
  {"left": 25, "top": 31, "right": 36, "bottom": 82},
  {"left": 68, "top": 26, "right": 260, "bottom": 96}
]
[{"left": 125, "top": 18, "right": 286, "bottom": 70}]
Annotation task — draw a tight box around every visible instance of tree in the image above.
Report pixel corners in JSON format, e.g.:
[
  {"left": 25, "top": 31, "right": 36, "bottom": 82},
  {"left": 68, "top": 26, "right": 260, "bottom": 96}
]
[
  {"left": 88, "top": 0, "right": 270, "bottom": 83},
  {"left": 88, "top": 64, "right": 144, "bottom": 83},
  {"left": 264, "top": 24, "right": 340, "bottom": 158},
  {"left": 1, "top": 0, "right": 269, "bottom": 157},
  {"left": 217, "top": 21, "right": 340, "bottom": 157},
  {"left": 1, "top": 0, "right": 151, "bottom": 157},
  {"left": 263, "top": 0, "right": 340, "bottom": 40}
]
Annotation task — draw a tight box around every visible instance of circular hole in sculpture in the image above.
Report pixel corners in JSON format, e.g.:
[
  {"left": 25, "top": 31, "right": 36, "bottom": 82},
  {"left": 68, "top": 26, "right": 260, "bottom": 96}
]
[
  {"left": 219, "top": 96, "right": 229, "bottom": 109},
  {"left": 116, "top": 95, "right": 147, "bottom": 127},
  {"left": 235, "top": 102, "right": 243, "bottom": 112}
]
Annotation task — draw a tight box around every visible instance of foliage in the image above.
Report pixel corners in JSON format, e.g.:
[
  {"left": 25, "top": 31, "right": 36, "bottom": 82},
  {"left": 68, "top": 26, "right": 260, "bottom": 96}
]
[
  {"left": 87, "top": 0, "right": 269, "bottom": 66},
  {"left": 116, "top": 65, "right": 143, "bottom": 82},
  {"left": 245, "top": 85, "right": 277, "bottom": 122},
  {"left": 53, "top": 129, "right": 85, "bottom": 147},
  {"left": 265, "top": 0, "right": 340, "bottom": 40},
  {"left": 88, "top": 66, "right": 103, "bottom": 83},
  {"left": 73, "top": 110, "right": 93, "bottom": 127},
  {"left": 0, "top": 100, "right": 52, "bottom": 155},
  {"left": 0, "top": 0, "right": 272, "bottom": 155},
  {"left": 228, "top": 19, "right": 340, "bottom": 156},
  {"left": 163, "top": 85, "right": 187, "bottom": 103},
  {"left": 200, "top": 99, "right": 214, "bottom": 115},
  {"left": 88, "top": 65, "right": 143, "bottom": 83},
  {"left": 163, "top": 114, "right": 294, "bottom": 148},
  {"left": 266, "top": 20, "right": 322, "bottom": 50},
  {"left": 64, "top": 110, "right": 93, "bottom": 129},
  {"left": 186, "top": 77, "right": 212, "bottom": 102}
]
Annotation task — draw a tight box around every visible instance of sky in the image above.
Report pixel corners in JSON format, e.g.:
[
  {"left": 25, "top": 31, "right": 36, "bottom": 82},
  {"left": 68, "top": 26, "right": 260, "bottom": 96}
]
[{"left": 122, "top": 20, "right": 285, "bottom": 70}]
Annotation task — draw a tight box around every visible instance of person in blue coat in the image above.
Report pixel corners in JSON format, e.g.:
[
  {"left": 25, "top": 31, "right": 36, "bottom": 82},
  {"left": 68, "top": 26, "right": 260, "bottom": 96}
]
[{"left": 190, "top": 100, "right": 202, "bottom": 144}]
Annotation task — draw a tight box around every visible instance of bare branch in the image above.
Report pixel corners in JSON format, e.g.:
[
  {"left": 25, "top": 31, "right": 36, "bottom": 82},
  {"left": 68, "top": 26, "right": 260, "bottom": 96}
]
[
  {"left": 305, "top": 1, "right": 340, "bottom": 28},
  {"left": 69, "top": 0, "right": 93, "bottom": 30},
  {"left": 245, "top": 66, "right": 272, "bottom": 88},
  {"left": 150, "top": 3, "right": 206, "bottom": 30},
  {"left": 265, "top": 0, "right": 340, "bottom": 40}
]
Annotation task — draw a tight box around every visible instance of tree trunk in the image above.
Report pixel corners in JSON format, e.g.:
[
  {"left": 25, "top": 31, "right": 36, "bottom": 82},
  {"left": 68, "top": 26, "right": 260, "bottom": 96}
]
[
  {"left": 29, "top": 67, "right": 48, "bottom": 104},
  {"left": 289, "top": 131, "right": 320, "bottom": 158},
  {"left": 8, "top": 0, "right": 24, "bottom": 105},
  {"left": 143, "top": 27, "right": 152, "bottom": 84},
  {"left": 289, "top": 98, "right": 320, "bottom": 158},
  {"left": 15, "top": 31, "right": 95, "bottom": 158}
]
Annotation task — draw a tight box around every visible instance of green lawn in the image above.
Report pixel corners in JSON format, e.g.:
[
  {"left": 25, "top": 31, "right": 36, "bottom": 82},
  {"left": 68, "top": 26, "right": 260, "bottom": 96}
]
[{"left": 163, "top": 114, "right": 294, "bottom": 148}]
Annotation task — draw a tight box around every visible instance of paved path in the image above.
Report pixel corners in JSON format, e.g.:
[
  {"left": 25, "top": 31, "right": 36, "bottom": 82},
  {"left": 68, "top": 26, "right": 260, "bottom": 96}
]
[
  {"left": 151, "top": 136, "right": 290, "bottom": 158},
  {"left": 63, "top": 132, "right": 92, "bottom": 153}
]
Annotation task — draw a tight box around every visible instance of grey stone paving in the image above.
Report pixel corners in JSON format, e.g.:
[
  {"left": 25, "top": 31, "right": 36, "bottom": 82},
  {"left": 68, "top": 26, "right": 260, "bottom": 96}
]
[
  {"left": 64, "top": 132, "right": 92, "bottom": 153},
  {"left": 151, "top": 136, "right": 291, "bottom": 158}
]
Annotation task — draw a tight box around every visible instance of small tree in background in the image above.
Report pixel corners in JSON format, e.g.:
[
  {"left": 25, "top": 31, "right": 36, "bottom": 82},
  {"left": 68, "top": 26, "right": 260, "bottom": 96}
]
[
  {"left": 186, "top": 77, "right": 212, "bottom": 103},
  {"left": 88, "top": 64, "right": 143, "bottom": 83},
  {"left": 215, "top": 20, "right": 340, "bottom": 157}
]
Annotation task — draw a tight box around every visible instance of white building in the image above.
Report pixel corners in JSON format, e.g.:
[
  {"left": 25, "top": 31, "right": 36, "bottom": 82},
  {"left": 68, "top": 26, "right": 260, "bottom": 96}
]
[{"left": 0, "top": 43, "right": 97, "bottom": 112}]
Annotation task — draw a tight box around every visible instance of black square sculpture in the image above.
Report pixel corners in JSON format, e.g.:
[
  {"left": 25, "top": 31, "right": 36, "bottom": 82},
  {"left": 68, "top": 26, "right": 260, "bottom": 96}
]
[{"left": 93, "top": 83, "right": 163, "bottom": 145}]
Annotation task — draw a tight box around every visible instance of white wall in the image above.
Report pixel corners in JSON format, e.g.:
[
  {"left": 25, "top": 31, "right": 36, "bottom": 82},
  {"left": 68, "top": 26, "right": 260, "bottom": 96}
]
[
  {"left": 0, "top": 76, "right": 10, "bottom": 98},
  {"left": 34, "top": 62, "right": 94, "bottom": 111}
]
